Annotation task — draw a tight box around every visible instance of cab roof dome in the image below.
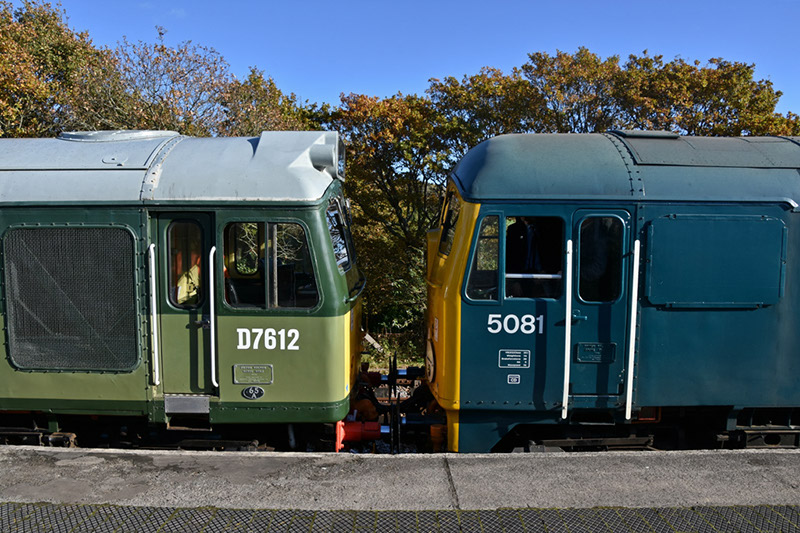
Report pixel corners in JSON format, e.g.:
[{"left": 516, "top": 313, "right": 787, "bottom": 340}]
[
  {"left": 0, "top": 130, "right": 344, "bottom": 205},
  {"left": 453, "top": 132, "right": 800, "bottom": 207}
]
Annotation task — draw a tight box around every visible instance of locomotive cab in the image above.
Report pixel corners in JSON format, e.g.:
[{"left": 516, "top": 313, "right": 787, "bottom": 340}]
[
  {"left": 0, "top": 130, "right": 363, "bottom": 448},
  {"left": 427, "top": 132, "right": 800, "bottom": 452}
]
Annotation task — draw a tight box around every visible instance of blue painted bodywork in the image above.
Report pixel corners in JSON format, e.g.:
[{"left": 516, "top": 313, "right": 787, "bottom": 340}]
[{"left": 445, "top": 132, "right": 800, "bottom": 452}]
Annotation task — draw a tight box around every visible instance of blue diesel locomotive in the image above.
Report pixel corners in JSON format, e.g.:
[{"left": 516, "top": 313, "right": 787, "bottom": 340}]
[{"left": 425, "top": 131, "right": 800, "bottom": 452}]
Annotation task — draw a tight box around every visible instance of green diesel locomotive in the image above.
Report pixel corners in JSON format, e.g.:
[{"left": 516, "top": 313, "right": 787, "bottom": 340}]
[{"left": 0, "top": 130, "right": 363, "bottom": 447}]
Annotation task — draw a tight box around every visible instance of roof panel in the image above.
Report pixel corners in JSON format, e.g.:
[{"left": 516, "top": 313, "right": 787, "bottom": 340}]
[
  {"left": 620, "top": 135, "right": 800, "bottom": 168},
  {"left": 0, "top": 131, "right": 342, "bottom": 205},
  {"left": 453, "top": 134, "right": 633, "bottom": 202},
  {"left": 0, "top": 170, "right": 148, "bottom": 204},
  {"left": 452, "top": 133, "right": 800, "bottom": 205},
  {"left": 150, "top": 131, "right": 339, "bottom": 203},
  {"left": 0, "top": 132, "right": 176, "bottom": 170}
]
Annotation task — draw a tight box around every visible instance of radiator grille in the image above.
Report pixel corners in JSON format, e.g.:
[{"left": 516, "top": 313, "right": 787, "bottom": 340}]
[{"left": 4, "top": 227, "right": 139, "bottom": 371}]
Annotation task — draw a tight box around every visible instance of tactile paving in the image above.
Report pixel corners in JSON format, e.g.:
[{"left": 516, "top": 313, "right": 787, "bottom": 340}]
[{"left": 0, "top": 502, "right": 797, "bottom": 532}]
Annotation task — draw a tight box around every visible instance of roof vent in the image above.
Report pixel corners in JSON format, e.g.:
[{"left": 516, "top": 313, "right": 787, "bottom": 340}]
[{"left": 609, "top": 130, "right": 680, "bottom": 139}]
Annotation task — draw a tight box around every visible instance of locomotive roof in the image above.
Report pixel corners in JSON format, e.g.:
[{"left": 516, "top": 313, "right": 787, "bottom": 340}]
[
  {"left": 452, "top": 132, "right": 800, "bottom": 207},
  {"left": 0, "top": 130, "right": 343, "bottom": 205}
]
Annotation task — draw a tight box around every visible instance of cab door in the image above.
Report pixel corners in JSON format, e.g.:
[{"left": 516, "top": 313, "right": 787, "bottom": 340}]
[
  {"left": 459, "top": 210, "right": 568, "bottom": 412},
  {"left": 566, "top": 210, "right": 631, "bottom": 409},
  {"left": 156, "top": 214, "right": 217, "bottom": 399}
]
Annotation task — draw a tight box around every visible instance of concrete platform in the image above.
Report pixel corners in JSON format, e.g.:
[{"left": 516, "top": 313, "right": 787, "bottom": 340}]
[{"left": 0, "top": 447, "right": 799, "bottom": 531}]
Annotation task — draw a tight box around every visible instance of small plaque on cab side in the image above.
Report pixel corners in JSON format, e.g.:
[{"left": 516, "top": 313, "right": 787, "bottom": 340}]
[
  {"left": 498, "top": 349, "right": 530, "bottom": 369},
  {"left": 576, "top": 343, "right": 616, "bottom": 363},
  {"left": 242, "top": 386, "right": 264, "bottom": 400},
  {"left": 233, "top": 364, "right": 273, "bottom": 384}
]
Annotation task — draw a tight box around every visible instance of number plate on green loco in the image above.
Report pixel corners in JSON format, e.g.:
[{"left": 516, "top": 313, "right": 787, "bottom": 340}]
[{"left": 233, "top": 364, "right": 273, "bottom": 384}]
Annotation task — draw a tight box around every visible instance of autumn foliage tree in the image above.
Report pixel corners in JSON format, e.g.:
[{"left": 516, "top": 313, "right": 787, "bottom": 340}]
[
  {"left": 218, "top": 67, "right": 313, "bottom": 136},
  {"left": 327, "top": 93, "right": 448, "bottom": 334},
  {"left": 0, "top": 0, "right": 132, "bottom": 136},
  {"left": 2, "top": 2, "right": 799, "bottom": 361},
  {"left": 114, "top": 27, "right": 232, "bottom": 136},
  {"left": 615, "top": 52, "right": 799, "bottom": 136},
  {"left": 427, "top": 66, "right": 538, "bottom": 161}
]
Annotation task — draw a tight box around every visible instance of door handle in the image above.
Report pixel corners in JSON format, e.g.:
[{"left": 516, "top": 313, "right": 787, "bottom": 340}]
[
  {"left": 571, "top": 310, "right": 588, "bottom": 322},
  {"left": 193, "top": 317, "right": 211, "bottom": 329}
]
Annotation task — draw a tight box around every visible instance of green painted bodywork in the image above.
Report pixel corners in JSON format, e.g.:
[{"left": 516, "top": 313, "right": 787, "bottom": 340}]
[
  {"left": 0, "top": 181, "right": 362, "bottom": 426},
  {"left": 0, "top": 208, "right": 150, "bottom": 413}
]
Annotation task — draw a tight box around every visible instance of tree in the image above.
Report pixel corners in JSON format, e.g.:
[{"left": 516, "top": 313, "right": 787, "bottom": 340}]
[
  {"left": 427, "top": 66, "right": 539, "bottom": 160},
  {"left": 0, "top": 0, "right": 131, "bottom": 137},
  {"left": 521, "top": 47, "right": 621, "bottom": 133},
  {"left": 327, "top": 93, "right": 448, "bottom": 334},
  {"left": 218, "top": 67, "right": 312, "bottom": 136},
  {"left": 114, "top": 27, "right": 231, "bottom": 136},
  {"left": 616, "top": 52, "right": 797, "bottom": 136}
]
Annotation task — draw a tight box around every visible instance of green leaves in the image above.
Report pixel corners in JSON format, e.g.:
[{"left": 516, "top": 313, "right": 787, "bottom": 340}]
[
  {"left": 218, "top": 68, "right": 312, "bottom": 136},
  {"left": 0, "top": 0, "right": 128, "bottom": 137},
  {"left": 2, "top": 3, "right": 798, "bottom": 361}
]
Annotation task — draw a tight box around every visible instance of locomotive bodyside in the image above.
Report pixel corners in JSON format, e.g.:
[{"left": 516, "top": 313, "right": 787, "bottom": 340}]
[
  {"left": 0, "top": 130, "right": 363, "bottom": 443},
  {"left": 427, "top": 132, "right": 800, "bottom": 452}
]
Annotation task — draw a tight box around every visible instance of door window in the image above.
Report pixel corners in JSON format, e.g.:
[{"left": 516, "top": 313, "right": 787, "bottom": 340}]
[
  {"left": 578, "top": 216, "right": 624, "bottom": 302},
  {"left": 168, "top": 221, "right": 203, "bottom": 308}
]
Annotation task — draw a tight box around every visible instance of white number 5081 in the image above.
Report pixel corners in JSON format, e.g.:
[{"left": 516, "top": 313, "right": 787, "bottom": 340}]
[{"left": 487, "top": 314, "right": 544, "bottom": 335}]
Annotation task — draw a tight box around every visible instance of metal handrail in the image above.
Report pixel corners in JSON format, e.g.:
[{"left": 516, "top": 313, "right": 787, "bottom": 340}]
[
  {"left": 505, "top": 273, "right": 563, "bottom": 280},
  {"left": 561, "top": 240, "right": 573, "bottom": 420},
  {"left": 148, "top": 244, "right": 161, "bottom": 386},
  {"left": 625, "top": 240, "right": 641, "bottom": 420},
  {"left": 209, "top": 246, "right": 219, "bottom": 388}
]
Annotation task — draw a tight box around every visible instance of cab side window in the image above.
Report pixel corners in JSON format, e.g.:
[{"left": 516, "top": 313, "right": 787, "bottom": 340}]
[
  {"left": 224, "top": 222, "right": 266, "bottom": 308},
  {"left": 224, "top": 222, "right": 318, "bottom": 309},
  {"left": 269, "top": 223, "right": 318, "bottom": 308},
  {"left": 326, "top": 200, "right": 352, "bottom": 273},
  {"left": 505, "top": 216, "right": 563, "bottom": 299},
  {"left": 465, "top": 216, "right": 499, "bottom": 300},
  {"left": 439, "top": 191, "right": 461, "bottom": 256}
]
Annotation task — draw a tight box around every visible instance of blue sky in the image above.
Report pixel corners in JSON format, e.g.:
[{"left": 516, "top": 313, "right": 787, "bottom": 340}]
[{"left": 47, "top": 0, "right": 800, "bottom": 114}]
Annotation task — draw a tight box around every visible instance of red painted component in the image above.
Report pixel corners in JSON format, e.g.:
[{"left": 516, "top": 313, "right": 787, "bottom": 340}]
[{"left": 335, "top": 420, "right": 381, "bottom": 452}]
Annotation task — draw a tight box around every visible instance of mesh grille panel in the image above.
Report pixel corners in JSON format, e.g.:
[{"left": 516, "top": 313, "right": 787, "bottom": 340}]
[{"left": 4, "top": 227, "right": 139, "bottom": 371}]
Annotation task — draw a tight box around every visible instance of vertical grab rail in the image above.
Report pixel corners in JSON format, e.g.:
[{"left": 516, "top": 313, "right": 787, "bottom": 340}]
[
  {"left": 209, "top": 246, "right": 219, "bottom": 388},
  {"left": 148, "top": 244, "right": 161, "bottom": 386},
  {"left": 561, "top": 239, "right": 573, "bottom": 420},
  {"left": 625, "top": 239, "right": 641, "bottom": 420}
]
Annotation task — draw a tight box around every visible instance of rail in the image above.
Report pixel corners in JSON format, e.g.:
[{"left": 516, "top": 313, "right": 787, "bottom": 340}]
[
  {"left": 148, "top": 244, "right": 161, "bottom": 386},
  {"left": 625, "top": 239, "right": 641, "bottom": 420},
  {"left": 209, "top": 246, "right": 219, "bottom": 388},
  {"left": 561, "top": 240, "right": 573, "bottom": 420},
  {"left": 505, "top": 273, "right": 563, "bottom": 279}
]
